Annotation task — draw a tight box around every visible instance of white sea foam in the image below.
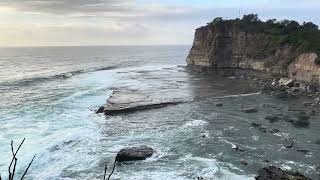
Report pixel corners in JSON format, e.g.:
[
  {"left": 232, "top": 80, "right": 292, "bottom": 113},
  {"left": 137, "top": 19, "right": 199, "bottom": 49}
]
[{"left": 183, "top": 120, "right": 208, "bottom": 128}]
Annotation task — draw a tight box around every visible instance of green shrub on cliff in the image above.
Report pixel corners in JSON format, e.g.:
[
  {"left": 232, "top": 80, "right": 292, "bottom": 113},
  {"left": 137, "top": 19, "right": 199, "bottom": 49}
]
[{"left": 208, "top": 14, "right": 320, "bottom": 54}]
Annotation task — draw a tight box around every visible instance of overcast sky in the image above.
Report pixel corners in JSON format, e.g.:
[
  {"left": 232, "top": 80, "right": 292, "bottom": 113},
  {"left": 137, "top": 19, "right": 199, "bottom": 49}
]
[{"left": 0, "top": 0, "right": 319, "bottom": 47}]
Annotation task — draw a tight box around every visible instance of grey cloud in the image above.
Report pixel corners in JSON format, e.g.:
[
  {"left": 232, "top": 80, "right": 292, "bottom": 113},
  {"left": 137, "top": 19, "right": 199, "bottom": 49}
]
[{"left": 0, "top": 0, "right": 135, "bottom": 14}]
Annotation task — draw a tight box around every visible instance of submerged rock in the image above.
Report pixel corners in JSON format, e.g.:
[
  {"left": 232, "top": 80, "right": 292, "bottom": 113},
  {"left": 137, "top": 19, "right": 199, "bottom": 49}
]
[
  {"left": 269, "top": 129, "right": 280, "bottom": 134},
  {"left": 240, "top": 159, "right": 248, "bottom": 166},
  {"left": 297, "top": 149, "right": 312, "bottom": 155},
  {"left": 116, "top": 145, "right": 154, "bottom": 162},
  {"left": 241, "top": 107, "right": 258, "bottom": 113},
  {"left": 215, "top": 103, "right": 223, "bottom": 107},
  {"left": 283, "top": 138, "right": 294, "bottom": 148},
  {"left": 256, "top": 166, "right": 311, "bottom": 180},
  {"left": 265, "top": 115, "right": 281, "bottom": 123}
]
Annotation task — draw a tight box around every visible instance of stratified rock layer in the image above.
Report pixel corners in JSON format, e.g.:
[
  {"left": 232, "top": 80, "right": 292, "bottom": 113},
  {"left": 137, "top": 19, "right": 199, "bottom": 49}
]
[{"left": 187, "top": 23, "right": 320, "bottom": 83}]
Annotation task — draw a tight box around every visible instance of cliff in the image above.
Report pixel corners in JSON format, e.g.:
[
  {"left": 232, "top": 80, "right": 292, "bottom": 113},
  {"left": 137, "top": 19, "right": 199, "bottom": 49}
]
[{"left": 187, "top": 16, "right": 320, "bottom": 83}]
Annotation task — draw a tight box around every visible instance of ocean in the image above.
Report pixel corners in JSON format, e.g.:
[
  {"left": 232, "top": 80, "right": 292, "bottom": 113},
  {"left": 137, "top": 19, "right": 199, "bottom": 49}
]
[{"left": 0, "top": 46, "right": 319, "bottom": 179}]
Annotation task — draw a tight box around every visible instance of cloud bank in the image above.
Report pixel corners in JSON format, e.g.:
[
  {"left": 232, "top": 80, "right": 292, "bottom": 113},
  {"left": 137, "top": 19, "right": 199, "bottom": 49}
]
[{"left": 0, "top": 0, "right": 319, "bottom": 46}]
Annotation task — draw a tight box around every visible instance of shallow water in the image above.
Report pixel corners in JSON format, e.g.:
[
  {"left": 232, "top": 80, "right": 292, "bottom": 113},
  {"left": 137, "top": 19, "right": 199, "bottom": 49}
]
[{"left": 0, "top": 46, "right": 319, "bottom": 179}]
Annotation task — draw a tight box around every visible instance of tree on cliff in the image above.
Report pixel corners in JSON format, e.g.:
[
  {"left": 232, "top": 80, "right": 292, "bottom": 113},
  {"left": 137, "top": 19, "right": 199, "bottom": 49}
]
[{"left": 209, "top": 14, "right": 320, "bottom": 56}]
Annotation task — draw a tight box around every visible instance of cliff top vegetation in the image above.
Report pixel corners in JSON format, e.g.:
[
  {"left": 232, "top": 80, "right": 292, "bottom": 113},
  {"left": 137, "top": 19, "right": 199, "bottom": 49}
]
[{"left": 207, "top": 14, "right": 320, "bottom": 63}]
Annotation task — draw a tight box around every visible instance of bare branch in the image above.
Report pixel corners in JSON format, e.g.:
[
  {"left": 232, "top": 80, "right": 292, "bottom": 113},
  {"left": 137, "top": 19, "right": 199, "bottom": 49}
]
[
  {"left": 107, "top": 159, "right": 116, "bottom": 180},
  {"left": 11, "top": 157, "right": 18, "bottom": 180},
  {"left": 103, "top": 164, "right": 107, "bottom": 180},
  {"left": 20, "top": 154, "right": 36, "bottom": 180},
  {"left": 8, "top": 138, "right": 25, "bottom": 180}
]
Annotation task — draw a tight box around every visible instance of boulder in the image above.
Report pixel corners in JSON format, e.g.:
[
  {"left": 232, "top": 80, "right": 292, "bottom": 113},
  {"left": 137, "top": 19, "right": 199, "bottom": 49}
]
[
  {"left": 297, "top": 149, "right": 312, "bottom": 155},
  {"left": 305, "top": 84, "right": 318, "bottom": 93},
  {"left": 256, "top": 166, "right": 311, "bottom": 180},
  {"left": 279, "top": 78, "right": 290, "bottom": 86},
  {"left": 265, "top": 115, "right": 281, "bottom": 123},
  {"left": 241, "top": 107, "right": 258, "bottom": 113},
  {"left": 251, "top": 122, "right": 262, "bottom": 127},
  {"left": 283, "top": 138, "right": 294, "bottom": 148},
  {"left": 283, "top": 79, "right": 295, "bottom": 87},
  {"left": 215, "top": 103, "right": 223, "bottom": 107},
  {"left": 240, "top": 159, "right": 248, "bottom": 166},
  {"left": 116, "top": 145, "right": 154, "bottom": 162},
  {"left": 269, "top": 129, "right": 280, "bottom": 134},
  {"left": 96, "top": 106, "right": 105, "bottom": 114}
]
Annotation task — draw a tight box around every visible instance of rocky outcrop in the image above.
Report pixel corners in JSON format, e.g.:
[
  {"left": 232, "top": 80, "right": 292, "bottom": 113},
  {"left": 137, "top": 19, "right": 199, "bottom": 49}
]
[
  {"left": 256, "top": 166, "right": 311, "bottom": 180},
  {"left": 116, "top": 146, "right": 154, "bottom": 162},
  {"left": 187, "top": 23, "right": 320, "bottom": 83}
]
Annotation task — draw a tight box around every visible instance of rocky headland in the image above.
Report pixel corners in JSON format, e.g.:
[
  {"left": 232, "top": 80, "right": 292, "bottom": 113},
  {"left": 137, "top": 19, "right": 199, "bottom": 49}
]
[
  {"left": 186, "top": 14, "right": 319, "bottom": 179},
  {"left": 187, "top": 14, "right": 320, "bottom": 111}
]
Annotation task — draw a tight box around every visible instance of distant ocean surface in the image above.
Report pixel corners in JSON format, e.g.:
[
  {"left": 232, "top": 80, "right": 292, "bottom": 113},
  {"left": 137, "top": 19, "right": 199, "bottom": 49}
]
[{"left": 0, "top": 46, "right": 319, "bottom": 179}]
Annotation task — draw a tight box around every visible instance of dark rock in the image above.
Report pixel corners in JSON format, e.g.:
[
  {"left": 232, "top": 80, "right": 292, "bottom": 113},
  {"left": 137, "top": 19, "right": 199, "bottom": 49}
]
[
  {"left": 292, "top": 119, "right": 310, "bottom": 128},
  {"left": 256, "top": 166, "right": 311, "bottom": 180},
  {"left": 240, "top": 159, "right": 248, "bottom": 166},
  {"left": 116, "top": 145, "right": 154, "bottom": 162},
  {"left": 275, "top": 91, "right": 288, "bottom": 99},
  {"left": 293, "top": 82, "right": 300, "bottom": 87},
  {"left": 215, "top": 103, "right": 223, "bottom": 107},
  {"left": 283, "top": 138, "right": 294, "bottom": 148},
  {"left": 251, "top": 122, "right": 261, "bottom": 127},
  {"left": 315, "top": 140, "right": 320, "bottom": 145},
  {"left": 265, "top": 115, "right": 281, "bottom": 123},
  {"left": 259, "top": 127, "right": 267, "bottom": 133},
  {"left": 269, "top": 129, "right": 280, "bottom": 134},
  {"left": 297, "top": 149, "right": 312, "bottom": 155},
  {"left": 305, "top": 84, "right": 318, "bottom": 94},
  {"left": 241, "top": 107, "right": 258, "bottom": 113},
  {"left": 96, "top": 106, "right": 105, "bottom": 114},
  {"left": 232, "top": 144, "right": 246, "bottom": 152},
  {"left": 105, "top": 101, "right": 183, "bottom": 115}
]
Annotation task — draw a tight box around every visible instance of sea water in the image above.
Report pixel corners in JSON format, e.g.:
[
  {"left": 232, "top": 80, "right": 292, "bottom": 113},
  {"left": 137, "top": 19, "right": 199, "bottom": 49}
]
[{"left": 0, "top": 46, "right": 319, "bottom": 179}]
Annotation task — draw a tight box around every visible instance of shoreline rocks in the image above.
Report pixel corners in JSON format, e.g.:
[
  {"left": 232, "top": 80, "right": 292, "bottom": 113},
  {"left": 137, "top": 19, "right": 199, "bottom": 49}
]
[
  {"left": 256, "top": 166, "right": 311, "bottom": 180},
  {"left": 116, "top": 145, "right": 154, "bottom": 162}
]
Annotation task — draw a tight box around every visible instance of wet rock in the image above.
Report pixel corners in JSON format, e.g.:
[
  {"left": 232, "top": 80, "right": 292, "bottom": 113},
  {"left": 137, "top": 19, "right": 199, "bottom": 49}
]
[
  {"left": 256, "top": 166, "right": 311, "bottom": 180},
  {"left": 269, "top": 129, "right": 279, "bottom": 134},
  {"left": 96, "top": 106, "right": 105, "bottom": 114},
  {"left": 251, "top": 122, "right": 262, "bottom": 127},
  {"left": 275, "top": 91, "right": 288, "bottom": 99},
  {"left": 104, "top": 90, "right": 187, "bottom": 115},
  {"left": 215, "top": 103, "right": 223, "bottom": 107},
  {"left": 258, "top": 127, "right": 267, "bottom": 133},
  {"left": 305, "top": 84, "right": 318, "bottom": 94},
  {"left": 241, "top": 107, "right": 258, "bottom": 113},
  {"left": 292, "top": 119, "right": 310, "bottom": 128},
  {"left": 240, "top": 159, "right": 248, "bottom": 166},
  {"left": 297, "top": 149, "right": 312, "bottom": 155},
  {"left": 283, "top": 138, "right": 294, "bottom": 148},
  {"left": 315, "top": 140, "right": 320, "bottom": 145},
  {"left": 265, "top": 115, "right": 281, "bottom": 123},
  {"left": 116, "top": 145, "right": 154, "bottom": 162},
  {"left": 232, "top": 144, "right": 246, "bottom": 152},
  {"left": 293, "top": 82, "right": 300, "bottom": 87}
]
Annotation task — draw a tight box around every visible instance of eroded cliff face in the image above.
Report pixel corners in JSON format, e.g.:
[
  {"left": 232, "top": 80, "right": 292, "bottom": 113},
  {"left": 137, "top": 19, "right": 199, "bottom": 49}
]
[{"left": 187, "top": 23, "right": 320, "bottom": 83}]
